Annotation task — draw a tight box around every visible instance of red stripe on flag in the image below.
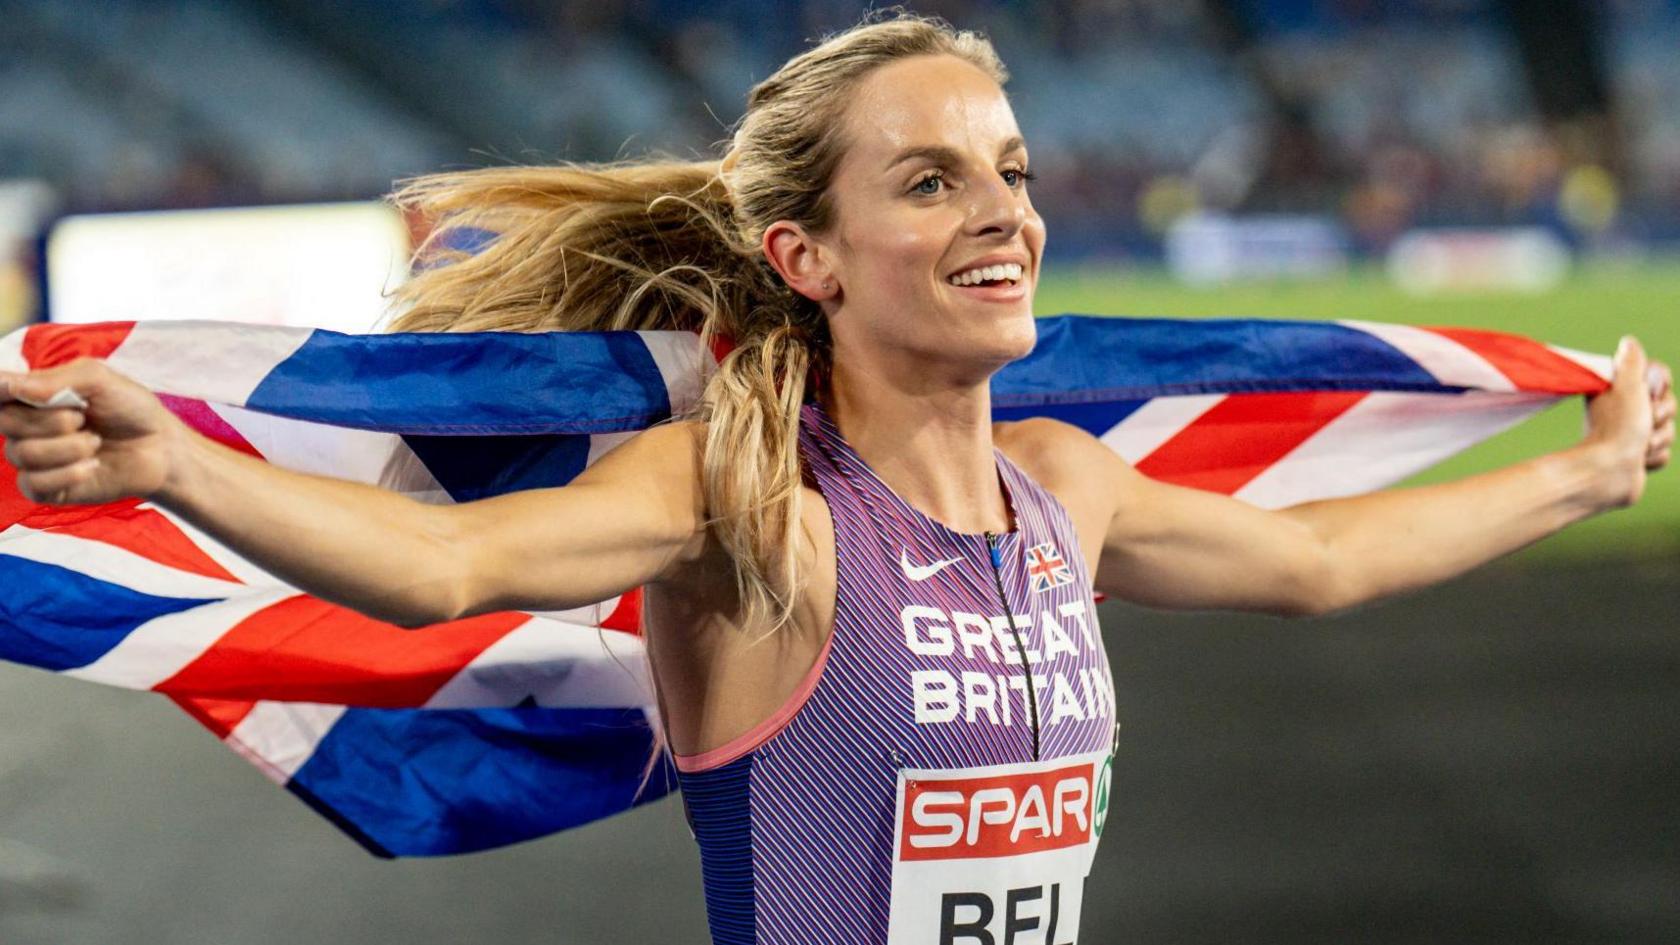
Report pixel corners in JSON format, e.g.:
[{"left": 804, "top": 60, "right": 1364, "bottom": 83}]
[
  {"left": 20, "top": 321, "right": 137, "bottom": 368},
  {"left": 1424, "top": 327, "right": 1608, "bottom": 394},
  {"left": 34, "top": 504, "right": 242, "bottom": 582},
  {"left": 157, "top": 395, "right": 265, "bottom": 459},
  {"left": 170, "top": 694, "right": 259, "bottom": 739},
  {"left": 1136, "top": 391, "right": 1367, "bottom": 494},
  {"left": 156, "top": 595, "right": 530, "bottom": 707},
  {"left": 601, "top": 587, "right": 643, "bottom": 635}
]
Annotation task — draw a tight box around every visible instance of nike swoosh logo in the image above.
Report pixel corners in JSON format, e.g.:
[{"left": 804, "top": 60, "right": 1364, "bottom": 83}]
[{"left": 901, "top": 548, "right": 963, "bottom": 582}]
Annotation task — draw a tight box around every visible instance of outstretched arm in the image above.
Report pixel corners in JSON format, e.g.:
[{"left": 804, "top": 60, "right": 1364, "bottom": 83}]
[
  {"left": 1077, "top": 336, "right": 1674, "bottom": 617},
  {"left": 0, "top": 359, "right": 708, "bottom": 628}
]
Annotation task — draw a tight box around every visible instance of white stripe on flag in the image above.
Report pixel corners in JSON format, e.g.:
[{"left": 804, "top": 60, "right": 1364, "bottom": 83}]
[
  {"left": 62, "top": 588, "right": 299, "bottom": 689},
  {"left": 639, "top": 331, "right": 711, "bottom": 417},
  {"left": 0, "top": 525, "right": 250, "bottom": 599},
  {"left": 225, "top": 701, "right": 347, "bottom": 783},
  {"left": 1340, "top": 320, "right": 1515, "bottom": 391},
  {"left": 206, "top": 401, "right": 449, "bottom": 499},
  {"left": 1233, "top": 390, "right": 1556, "bottom": 508},
  {"left": 424, "top": 614, "right": 653, "bottom": 709},
  {"left": 103, "top": 321, "right": 314, "bottom": 406},
  {"left": 1099, "top": 394, "right": 1225, "bottom": 464}
]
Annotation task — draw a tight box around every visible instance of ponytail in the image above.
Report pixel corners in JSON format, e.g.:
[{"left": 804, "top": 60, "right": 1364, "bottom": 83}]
[
  {"left": 386, "top": 159, "right": 828, "bottom": 637},
  {"left": 382, "top": 11, "right": 1004, "bottom": 637}
]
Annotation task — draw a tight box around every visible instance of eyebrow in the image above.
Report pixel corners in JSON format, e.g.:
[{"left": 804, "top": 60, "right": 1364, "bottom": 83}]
[{"left": 885, "top": 136, "right": 1026, "bottom": 171}]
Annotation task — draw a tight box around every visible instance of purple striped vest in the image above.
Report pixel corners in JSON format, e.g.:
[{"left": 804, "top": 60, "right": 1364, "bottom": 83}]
[{"left": 674, "top": 399, "right": 1118, "bottom": 945}]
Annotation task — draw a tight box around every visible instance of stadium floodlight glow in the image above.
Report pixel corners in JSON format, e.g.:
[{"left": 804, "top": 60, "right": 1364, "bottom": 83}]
[{"left": 45, "top": 202, "right": 412, "bottom": 334}]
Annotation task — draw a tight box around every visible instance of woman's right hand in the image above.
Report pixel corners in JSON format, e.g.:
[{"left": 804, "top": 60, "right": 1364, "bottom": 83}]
[
  {"left": 0, "top": 358, "right": 188, "bottom": 506},
  {"left": 1580, "top": 336, "right": 1676, "bottom": 509}
]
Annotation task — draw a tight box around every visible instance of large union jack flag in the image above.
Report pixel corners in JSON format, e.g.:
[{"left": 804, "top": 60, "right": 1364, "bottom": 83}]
[{"left": 0, "top": 314, "right": 1610, "bottom": 856}]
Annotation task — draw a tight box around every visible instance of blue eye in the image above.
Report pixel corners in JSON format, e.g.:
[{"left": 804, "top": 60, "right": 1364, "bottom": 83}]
[
  {"left": 1003, "top": 168, "right": 1036, "bottom": 188},
  {"left": 913, "top": 172, "right": 944, "bottom": 195}
]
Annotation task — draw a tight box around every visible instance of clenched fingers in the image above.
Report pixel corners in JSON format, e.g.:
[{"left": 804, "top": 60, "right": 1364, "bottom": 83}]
[
  {"left": 1649, "top": 418, "right": 1674, "bottom": 470},
  {"left": 17, "top": 458, "right": 99, "bottom": 505},
  {"left": 0, "top": 403, "right": 86, "bottom": 438},
  {"left": 4, "top": 431, "right": 102, "bottom": 471},
  {"left": 1649, "top": 359, "right": 1676, "bottom": 472}
]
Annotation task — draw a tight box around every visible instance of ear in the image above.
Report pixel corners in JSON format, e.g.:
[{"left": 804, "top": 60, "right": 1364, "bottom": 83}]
[{"left": 762, "top": 221, "right": 839, "bottom": 302}]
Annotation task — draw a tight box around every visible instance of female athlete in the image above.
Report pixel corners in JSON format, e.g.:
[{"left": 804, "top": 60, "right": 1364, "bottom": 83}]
[{"left": 0, "top": 12, "right": 1673, "bottom": 945}]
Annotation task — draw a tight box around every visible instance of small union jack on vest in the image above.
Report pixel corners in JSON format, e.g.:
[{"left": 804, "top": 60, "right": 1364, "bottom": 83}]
[{"left": 1026, "top": 541, "right": 1074, "bottom": 593}]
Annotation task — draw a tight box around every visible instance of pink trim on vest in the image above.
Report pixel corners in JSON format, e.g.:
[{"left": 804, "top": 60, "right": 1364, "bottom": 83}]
[{"left": 672, "top": 630, "right": 837, "bottom": 773}]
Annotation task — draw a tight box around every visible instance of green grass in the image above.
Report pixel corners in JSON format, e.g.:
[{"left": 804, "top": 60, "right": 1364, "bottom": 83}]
[{"left": 1033, "top": 260, "right": 1680, "bottom": 562}]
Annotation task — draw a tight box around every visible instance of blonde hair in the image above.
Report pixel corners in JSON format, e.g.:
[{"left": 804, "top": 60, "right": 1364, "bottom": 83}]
[{"left": 386, "top": 9, "right": 1008, "bottom": 637}]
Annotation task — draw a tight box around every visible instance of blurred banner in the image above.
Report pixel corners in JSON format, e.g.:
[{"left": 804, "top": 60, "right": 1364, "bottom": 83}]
[
  {"left": 1388, "top": 226, "right": 1572, "bottom": 295},
  {"left": 45, "top": 202, "right": 411, "bottom": 333},
  {"left": 1165, "top": 212, "right": 1349, "bottom": 285}
]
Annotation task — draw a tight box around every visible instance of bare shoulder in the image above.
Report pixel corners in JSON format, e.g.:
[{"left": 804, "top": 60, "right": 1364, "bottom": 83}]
[
  {"left": 993, "top": 416, "right": 1123, "bottom": 492},
  {"left": 600, "top": 415, "right": 706, "bottom": 461},
  {"left": 993, "top": 417, "right": 1128, "bottom": 551}
]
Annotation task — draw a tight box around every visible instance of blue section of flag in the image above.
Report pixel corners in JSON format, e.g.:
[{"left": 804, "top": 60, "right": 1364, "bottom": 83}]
[
  {"left": 403, "top": 432, "right": 592, "bottom": 501},
  {"left": 993, "top": 316, "right": 1441, "bottom": 406},
  {"left": 287, "top": 705, "right": 674, "bottom": 858},
  {"left": 244, "top": 329, "right": 678, "bottom": 434},
  {"left": 0, "top": 555, "right": 218, "bottom": 671},
  {"left": 992, "top": 398, "right": 1146, "bottom": 437}
]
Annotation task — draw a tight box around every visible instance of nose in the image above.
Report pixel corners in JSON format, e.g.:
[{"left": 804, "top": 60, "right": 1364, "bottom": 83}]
[{"left": 963, "top": 173, "right": 1027, "bottom": 239}]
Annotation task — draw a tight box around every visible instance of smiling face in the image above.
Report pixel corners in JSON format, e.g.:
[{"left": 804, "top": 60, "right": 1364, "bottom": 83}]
[{"left": 804, "top": 53, "right": 1046, "bottom": 379}]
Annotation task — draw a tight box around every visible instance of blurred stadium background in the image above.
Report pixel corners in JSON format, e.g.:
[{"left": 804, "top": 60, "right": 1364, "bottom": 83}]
[{"left": 1, "top": 1, "right": 1677, "bottom": 943}]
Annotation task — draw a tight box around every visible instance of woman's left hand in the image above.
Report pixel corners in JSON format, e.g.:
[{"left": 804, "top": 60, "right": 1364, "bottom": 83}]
[{"left": 1581, "top": 336, "right": 1675, "bottom": 509}]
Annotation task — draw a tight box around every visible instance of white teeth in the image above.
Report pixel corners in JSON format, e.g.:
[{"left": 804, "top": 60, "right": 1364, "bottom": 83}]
[{"left": 948, "top": 262, "right": 1025, "bottom": 286}]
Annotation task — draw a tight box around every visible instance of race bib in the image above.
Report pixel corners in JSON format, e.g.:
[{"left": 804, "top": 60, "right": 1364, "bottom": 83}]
[{"left": 888, "top": 751, "right": 1112, "bottom": 944}]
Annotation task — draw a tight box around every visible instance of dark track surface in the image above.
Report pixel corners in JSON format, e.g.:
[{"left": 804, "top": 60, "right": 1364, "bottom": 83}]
[{"left": 2, "top": 556, "right": 1676, "bottom": 944}]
